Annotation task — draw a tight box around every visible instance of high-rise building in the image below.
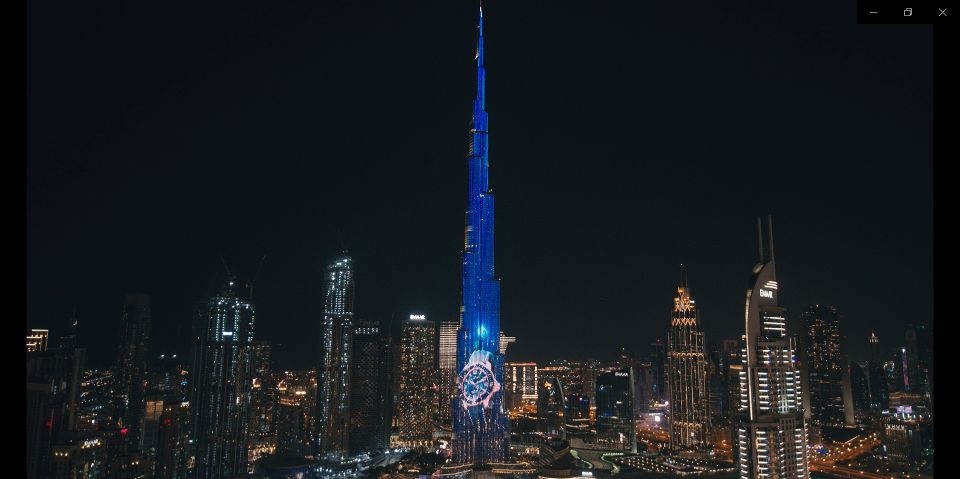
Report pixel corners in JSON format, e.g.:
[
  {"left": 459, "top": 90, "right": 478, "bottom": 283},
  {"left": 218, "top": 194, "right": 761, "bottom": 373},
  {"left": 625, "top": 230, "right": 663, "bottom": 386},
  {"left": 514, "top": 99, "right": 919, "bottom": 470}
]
[
  {"left": 667, "top": 270, "right": 711, "bottom": 448},
  {"left": 189, "top": 279, "right": 256, "bottom": 478},
  {"left": 316, "top": 253, "right": 355, "bottom": 460},
  {"left": 26, "top": 315, "right": 86, "bottom": 479},
  {"left": 276, "top": 372, "right": 316, "bottom": 458},
  {"left": 801, "top": 305, "right": 845, "bottom": 427},
  {"left": 536, "top": 377, "right": 565, "bottom": 438},
  {"left": 595, "top": 368, "right": 636, "bottom": 452},
  {"left": 849, "top": 362, "right": 871, "bottom": 424},
  {"left": 248, "top": 341, "right": 277, "bottom": 465},
  {"left": 499, "top": 332, "right": 516, "bottom": 356},
  {"left": 398, "top": 315, "right": 436, "bottom": 445},
  {"left": 114, "top": 293, "right": 151, "bottom": 451},
  {"left": 903, "top": 323, "right": 931, "bottom": 398},
  {"left": 349, "top": 321, "right": 390, "bottom": 455},
  {"left": 438, "top": 321, "right": 460, "bottom": 427},
  {"left": 736, "top": 216, "right": 809, "bottom": 479},
  {"left": 867, "top": 332, "right": 889, "bottom": 413},
  {"left": 505, "top": 362, "right": 538, "bottom": 410},
  {"left": 452, "top": 5, "right": 509, "bottom": 466},
  {"left": 27, "top": 329, "right": 49, "bottom": 352},
  {"left": 155, "top": 399, "right": 184, "bottom": 479},
  {"left": 649, "top": 340, "right": 667, "bottom": 402}
]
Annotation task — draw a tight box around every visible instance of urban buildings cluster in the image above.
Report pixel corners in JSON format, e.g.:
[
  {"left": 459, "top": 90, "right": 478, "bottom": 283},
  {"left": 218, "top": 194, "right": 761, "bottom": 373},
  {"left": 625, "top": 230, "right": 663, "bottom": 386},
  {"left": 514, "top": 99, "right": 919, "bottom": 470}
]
[{"left": 26, "top": 6, "right": 933, "bottom": 479}]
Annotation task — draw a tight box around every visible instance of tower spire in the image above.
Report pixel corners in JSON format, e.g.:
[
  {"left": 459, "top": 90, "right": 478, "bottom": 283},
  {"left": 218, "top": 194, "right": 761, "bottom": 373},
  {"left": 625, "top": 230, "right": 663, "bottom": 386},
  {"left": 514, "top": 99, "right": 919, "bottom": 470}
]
[{"left": 475, "top": 3, "right": 485, "bottom": 109}]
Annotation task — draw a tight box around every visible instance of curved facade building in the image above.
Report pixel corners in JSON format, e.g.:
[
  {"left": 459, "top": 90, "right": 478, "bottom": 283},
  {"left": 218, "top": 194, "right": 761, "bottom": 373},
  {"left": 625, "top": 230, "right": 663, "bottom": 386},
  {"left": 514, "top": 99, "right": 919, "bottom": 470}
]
[
  {"left": 667, "top": 272, "right": 711, "bottom": 448},
  {"left": 736, "top": 217, "right": 810, "bottom": 478}
]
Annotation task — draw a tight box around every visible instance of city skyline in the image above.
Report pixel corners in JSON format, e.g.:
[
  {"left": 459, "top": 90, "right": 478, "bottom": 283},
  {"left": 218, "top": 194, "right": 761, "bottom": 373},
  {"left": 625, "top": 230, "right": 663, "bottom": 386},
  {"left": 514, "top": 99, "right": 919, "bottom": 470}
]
[{"left": 28, "top": 0, "right": 933, "bottom": 371}]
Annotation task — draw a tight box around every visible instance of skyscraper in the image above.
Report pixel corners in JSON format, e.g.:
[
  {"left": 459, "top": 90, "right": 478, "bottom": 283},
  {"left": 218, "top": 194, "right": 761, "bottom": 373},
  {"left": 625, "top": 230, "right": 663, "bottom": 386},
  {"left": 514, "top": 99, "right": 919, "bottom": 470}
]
[
  {"left": 349, "top": 321, "right": 390, "bottom": 455},
  {"left": 595, "top": 368, "right": 636, "bottom": 452},
  {"left": 736, "top": 217, "right": 809, "bottom": 479},
  {"left": 248, "top": 341, "right": 277, "bottom": 465},
  {"left": 867, "top": 332, "right": 889, "bottom": 413},
  {"left": 649, "top": 340, "right": 667, "bottom": 402},
  {"left": 536, "top": 377, "right": 565, "bottom": 438},
  {"left": 316, "top": 253, "right": 355, "bottom": 460},
  {"left": 114, "top": 293, "right": 151, "bottom": 451},
  {"left": 452, "top": 5, "right": 509, "bottom": 466},
  {"left": 801, "top": 305, "right": 845, "bottom": 427},
  {"left": 189, "top": 279, "right": 256, "bottom": 478},
  {"left": 667, "top": 270, "right": 711, "bottom": 448},
  {"left": 438, "top": 320, "right": 460, "bottom": 427},
  {"left": 398, "top": 315, "right": 436, "bottom": 446}
]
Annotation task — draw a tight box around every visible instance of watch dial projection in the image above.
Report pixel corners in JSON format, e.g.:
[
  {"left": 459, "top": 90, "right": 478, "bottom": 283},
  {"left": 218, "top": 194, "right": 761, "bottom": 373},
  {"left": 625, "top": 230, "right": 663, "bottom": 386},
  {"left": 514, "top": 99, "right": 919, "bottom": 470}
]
[{"left": 459, "top": 351, "right": 501, "bottom": 410}]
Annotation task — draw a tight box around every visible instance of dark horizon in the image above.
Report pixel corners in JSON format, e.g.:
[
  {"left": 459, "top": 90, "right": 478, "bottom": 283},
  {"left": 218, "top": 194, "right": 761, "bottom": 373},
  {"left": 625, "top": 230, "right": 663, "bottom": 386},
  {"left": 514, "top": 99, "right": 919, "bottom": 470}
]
[{"left": 27, "top": 0, "right": 933, "bottom": 371}]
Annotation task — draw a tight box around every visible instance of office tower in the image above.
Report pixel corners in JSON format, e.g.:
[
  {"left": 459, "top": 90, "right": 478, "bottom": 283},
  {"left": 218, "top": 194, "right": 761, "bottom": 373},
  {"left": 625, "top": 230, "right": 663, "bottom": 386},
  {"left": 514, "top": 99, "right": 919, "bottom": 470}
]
[
  {"left": 667, "top": 270, "right": 711, "bottom": 448},
  {"left": 189, "top": 279, "right": 256, "bottom": 478},
  {"left": 903, "top": 323, "right": 931, "bottom": 397},
  {"left": 452, "top": 5, "right": 509, "bottom": 466},
  {"left": 248, "top": 341, "right": 277, "bottom": 465},
  {"left": 114, "top": 293, "right": 151, "bottom": 451},
  {"left": 349, "top": 321, "right": 390, "bottom": 455},
  {"left": 155, "top": 400, "right": 183, "bottom": 479},
  {"left": 867, "top": 332, "right": 889, "bottom": 412},
  {"left": 736, "top": 216, "right": 809, "bottom": 479},
  {"left": 884, "top": 418, "right": 923, "bottom": 464},
  {"left": 276, "top": 372, "right": 316, "bottom": 458},
  {"left": 141, "top": 391, "right": 166, "bottom": 458},
  {"left": 649, "top": 340, "right": 667, "bottom": 402},
  {"left": 27, "top": 329, "right": 49, "bottom": 352},
  {"left": 499, "top": 332, "right": 516, "bottom": 356},
  {"left": 849, "top": 362, "right": 871, "bottom": 424},
  {"left": 595, "top": 368, "right": 636, "bottom": 452},
  {"left": 438, "top": 321, "right": 460, "bottom": 426},
  {"left": 536, "top": 377, "right": 565, "bottom": 438},
  {"left": 505, "top": 362, "right": 538, "bottom": 410},
  {"left": 316, "top": 253, "right": 355, "bottom": 460},
  {"left": 801, "top": 305, "right": 845, "bottom": 427},
  {"left": 398, "top": 315, "right": 436, "bottom": 445},
  {"left": 26, "top": 315, "right": 87, "bottom": 479}
]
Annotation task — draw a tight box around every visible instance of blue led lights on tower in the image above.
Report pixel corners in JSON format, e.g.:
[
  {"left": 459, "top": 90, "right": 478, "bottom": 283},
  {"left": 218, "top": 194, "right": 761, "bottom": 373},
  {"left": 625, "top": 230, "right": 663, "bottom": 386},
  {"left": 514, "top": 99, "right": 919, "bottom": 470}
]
[{"left": 453, "top": 4, "right": 509, "bottom": 466}]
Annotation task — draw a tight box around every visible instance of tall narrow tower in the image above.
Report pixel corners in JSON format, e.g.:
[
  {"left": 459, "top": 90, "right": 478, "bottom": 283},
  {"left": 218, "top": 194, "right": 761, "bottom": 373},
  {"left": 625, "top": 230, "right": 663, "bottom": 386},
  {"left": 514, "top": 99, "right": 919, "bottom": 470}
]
[
  {"left": 316, "top": 253, "right": 355, "bottom": 460},
  {"left": 114, "top": 293, "right": 151, "bottom": 451},
  {"left": 736, "top": 216, "right": 810, "bottom": 479},
  {"left": 667, "top": 267, "right": 711, "bottom": 448},
  {"left": 453, "top": 4, "right": 509, "bottom": 465}
]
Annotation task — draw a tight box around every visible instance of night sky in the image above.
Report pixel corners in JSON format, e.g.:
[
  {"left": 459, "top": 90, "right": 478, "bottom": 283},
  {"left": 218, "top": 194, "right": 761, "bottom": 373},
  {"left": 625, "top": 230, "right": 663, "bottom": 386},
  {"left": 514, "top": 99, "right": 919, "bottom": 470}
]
[{"left": 27, "top": 0, "right": 933, "bottom": 370}]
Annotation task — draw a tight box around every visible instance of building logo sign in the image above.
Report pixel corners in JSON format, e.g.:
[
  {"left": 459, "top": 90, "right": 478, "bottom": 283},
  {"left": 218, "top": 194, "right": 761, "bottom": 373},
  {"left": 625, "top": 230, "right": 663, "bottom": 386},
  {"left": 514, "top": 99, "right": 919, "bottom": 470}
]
[
  {"left": 409, "top": 314, "right": 426, "bottom": 320},
  {"left": 759, "top": 289, "right": 774, "bottom": 299},
  {"left": 614, "top": 372, "right": 629, "bottom": 377}
]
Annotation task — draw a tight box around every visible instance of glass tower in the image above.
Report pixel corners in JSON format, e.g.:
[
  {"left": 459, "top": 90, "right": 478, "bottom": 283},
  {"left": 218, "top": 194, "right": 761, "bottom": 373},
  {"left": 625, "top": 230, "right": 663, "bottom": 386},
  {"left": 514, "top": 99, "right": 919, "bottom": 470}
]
[
  {"left": 453, "top": 5, "right": 509, "bottom": 466},
  {"left": 189, "top": 280, "right": 256, "bottom": 478},
  {"left": 736, "top": 217, "right": 809, "bottom": 479},
  {"left": 114, "top": 293, "right": 151, "bottom": 451},
  {"left": 316, "top": 253, "right": 355, "bottom": 460},
  {"left": 667, "top": 270, "right": 711, "bottom": 448},
  {"left": 801, "top": 305, "right": 845, "bottom": 427}
]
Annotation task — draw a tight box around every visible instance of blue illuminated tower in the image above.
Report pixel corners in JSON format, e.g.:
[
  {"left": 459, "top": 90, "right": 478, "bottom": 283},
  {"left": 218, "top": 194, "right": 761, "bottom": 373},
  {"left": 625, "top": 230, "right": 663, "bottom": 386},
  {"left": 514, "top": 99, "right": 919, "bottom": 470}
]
[{"left": 453, "top": 4, "right": 509, "bottom": 466}]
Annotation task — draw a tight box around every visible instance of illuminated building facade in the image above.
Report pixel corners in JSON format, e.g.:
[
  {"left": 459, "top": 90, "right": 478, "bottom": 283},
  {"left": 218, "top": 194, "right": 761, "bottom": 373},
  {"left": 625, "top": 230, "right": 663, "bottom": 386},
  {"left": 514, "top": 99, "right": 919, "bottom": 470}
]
[
  {"left": 452, "top": 5, "right": 509, "bottom": 466},
  {"left": 505, "top": 362, "right": 538, "bottom": 409},
  {"left": 248, "top": 341, "right": 277, "bottom": 464},
  {"left": 398, "top": 315, "right": 436, "bottom": 445},
  {"left": 595, "top": 368, "right": 636, "bottom": 452},
  {"left": 189, "top": 279, "right": 256, "bottom": 478},
  {"left": 276, "top": 372, "right": 316, "bottom": 458},
  {"left": 349, "top": 321, "right": 391, "bottom": 455},
  {"left": 801, "top": 305, "right": 845, "bottom": 427},
  {"left": 27, "top": 328, "right": 49, "bottom": 352},
  {"left": 316, "top": 253, "right": 355, "bottom": 459},
  {"left": 439, "top": 320, "right": 460, "bottom": 426},
  {"left": 666, "top": 271, "right": 711, "bottom": 447},
  {"left": 736, "top": 217, "right": 809, "bottom": 479},
  {"left": 114, "top": 293, "right": 151, "bottom": 452}
]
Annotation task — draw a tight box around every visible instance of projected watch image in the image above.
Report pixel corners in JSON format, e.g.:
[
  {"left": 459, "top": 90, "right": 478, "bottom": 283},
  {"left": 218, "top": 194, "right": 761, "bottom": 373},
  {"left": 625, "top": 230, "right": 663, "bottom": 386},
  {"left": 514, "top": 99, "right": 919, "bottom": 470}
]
[{"left": 459, "top": 350, "right": 501, "bottom": 409}]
